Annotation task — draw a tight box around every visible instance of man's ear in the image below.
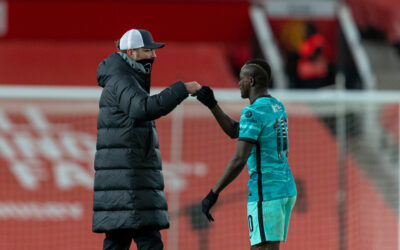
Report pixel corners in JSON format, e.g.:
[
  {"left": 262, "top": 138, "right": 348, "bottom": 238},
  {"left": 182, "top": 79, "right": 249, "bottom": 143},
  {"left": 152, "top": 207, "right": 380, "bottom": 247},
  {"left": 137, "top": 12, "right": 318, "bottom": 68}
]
[
  {"left": 250, "top": 77, "right": 256, "bottom": 87},
  {"left": 127, "top": 49, "right": 136, "bottom": 60}
]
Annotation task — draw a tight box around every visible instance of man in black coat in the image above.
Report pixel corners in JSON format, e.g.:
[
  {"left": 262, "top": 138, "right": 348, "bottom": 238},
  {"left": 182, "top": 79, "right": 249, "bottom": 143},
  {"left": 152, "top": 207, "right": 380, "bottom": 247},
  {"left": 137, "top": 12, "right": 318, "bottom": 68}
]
[{"left": 93, "top": 28, "right": 201, "bottom": 250}]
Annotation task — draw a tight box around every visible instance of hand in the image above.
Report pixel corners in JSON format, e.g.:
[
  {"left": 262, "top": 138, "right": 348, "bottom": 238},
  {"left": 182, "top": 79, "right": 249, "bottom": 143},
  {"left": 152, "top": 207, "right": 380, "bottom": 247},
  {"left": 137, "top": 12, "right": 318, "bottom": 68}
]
[
  {"left": 184, "top": 81, "right": 201, "bottom": 96},
  {"left": 197, "top": 86, "right": 217, "bottom": 109},
  {"left": 202, "top": 189, "right": 219, "bottom": 222}
]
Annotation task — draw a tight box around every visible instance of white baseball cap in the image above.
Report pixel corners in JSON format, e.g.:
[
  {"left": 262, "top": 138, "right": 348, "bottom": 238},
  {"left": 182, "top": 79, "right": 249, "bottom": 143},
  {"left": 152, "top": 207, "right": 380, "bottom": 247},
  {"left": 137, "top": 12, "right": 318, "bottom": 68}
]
[{"left": 119, "top": 29, "right": 165, "bottom": 50}]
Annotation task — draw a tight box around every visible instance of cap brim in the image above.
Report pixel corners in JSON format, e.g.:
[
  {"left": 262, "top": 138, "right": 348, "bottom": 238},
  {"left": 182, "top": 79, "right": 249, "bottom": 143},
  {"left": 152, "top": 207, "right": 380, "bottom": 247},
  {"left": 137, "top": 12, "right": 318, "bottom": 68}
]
[{"left": 143, "top": 43, "right": 165, "bottom": 49}]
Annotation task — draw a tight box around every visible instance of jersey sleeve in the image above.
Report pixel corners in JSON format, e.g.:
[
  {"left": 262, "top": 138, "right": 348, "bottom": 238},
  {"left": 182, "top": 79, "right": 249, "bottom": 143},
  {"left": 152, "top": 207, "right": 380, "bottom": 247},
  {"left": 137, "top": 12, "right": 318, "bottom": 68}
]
[{"left": 238, "top": 107, "right": 263, "bottom": 144}]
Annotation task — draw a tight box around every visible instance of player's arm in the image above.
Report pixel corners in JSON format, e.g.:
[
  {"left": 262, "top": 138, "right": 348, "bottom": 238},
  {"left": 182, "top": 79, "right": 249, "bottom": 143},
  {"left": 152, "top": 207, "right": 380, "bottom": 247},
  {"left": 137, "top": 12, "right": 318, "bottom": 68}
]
[
  {"left": 212, "top": 140, "right": 253, "bottom": 194},
  {"left": 201, "top": 140, "right": 253, "bottom": 221},
  {"left": 197, "top": 86, "right": 239, "bottom": 138},
  {"left": 209, "top": 104, "right": 239, "bottom": 139}
]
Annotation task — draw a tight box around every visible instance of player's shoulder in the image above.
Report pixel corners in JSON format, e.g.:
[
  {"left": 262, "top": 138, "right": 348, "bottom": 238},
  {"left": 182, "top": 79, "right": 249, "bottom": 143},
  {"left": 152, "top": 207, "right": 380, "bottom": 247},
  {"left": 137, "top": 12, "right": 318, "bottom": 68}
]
[
  {"left": 241, "top": 104, "right": 271, "bottom": 125},
  {"left": 240, "top": 105, "right": 263, "bottom": 124},
  {"left": 249, "top": 96, "right": 283, "bottom": 114},
  {"left": 242, "top": 105, "right": 257, "bottom": 117}
]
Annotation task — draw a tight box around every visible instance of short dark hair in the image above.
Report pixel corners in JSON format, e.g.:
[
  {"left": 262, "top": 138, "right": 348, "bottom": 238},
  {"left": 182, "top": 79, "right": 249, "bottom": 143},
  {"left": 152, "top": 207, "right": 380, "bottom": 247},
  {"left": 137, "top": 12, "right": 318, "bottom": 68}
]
[{"left": 245, "top": 59, "right": 272, "bottom": 87}]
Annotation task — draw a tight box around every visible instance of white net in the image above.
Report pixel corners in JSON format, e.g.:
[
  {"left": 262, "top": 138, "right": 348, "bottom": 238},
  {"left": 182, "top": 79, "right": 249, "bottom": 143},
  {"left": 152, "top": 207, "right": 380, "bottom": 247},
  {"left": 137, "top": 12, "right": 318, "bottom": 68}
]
[{"left": 0, "top": 86, "right": 398, "bottom": 250}]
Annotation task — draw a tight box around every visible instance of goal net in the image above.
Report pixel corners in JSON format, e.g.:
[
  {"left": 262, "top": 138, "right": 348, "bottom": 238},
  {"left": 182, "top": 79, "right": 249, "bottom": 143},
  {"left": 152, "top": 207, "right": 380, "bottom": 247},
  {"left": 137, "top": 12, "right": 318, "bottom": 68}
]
[{"left": 0, "top": 86, "right": 398, "bottom": 250}]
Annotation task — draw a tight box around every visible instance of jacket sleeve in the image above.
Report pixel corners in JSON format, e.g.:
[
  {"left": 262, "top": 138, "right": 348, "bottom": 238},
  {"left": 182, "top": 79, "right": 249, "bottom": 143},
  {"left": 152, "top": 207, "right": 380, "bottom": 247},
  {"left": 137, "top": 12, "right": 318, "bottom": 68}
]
[{"left": 115, "top": 75, "right": 189, "bottom": 121}]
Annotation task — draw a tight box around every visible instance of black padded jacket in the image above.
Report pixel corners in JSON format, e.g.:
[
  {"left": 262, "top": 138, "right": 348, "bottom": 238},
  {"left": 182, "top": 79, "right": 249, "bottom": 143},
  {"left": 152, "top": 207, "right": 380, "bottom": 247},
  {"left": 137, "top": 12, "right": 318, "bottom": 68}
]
[{"left": 92, "top": 52, "right": 188, "bottom": 233}]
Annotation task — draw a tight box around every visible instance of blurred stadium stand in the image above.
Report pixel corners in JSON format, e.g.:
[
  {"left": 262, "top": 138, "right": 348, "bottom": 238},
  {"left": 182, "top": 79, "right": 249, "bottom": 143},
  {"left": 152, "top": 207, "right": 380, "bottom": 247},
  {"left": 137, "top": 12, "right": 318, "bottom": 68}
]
[
  {"left": 0, "top": 0, "right": 398, "bottom": 90},
  {"left": 0, "top": 40, "right": 238, "bottom": 87},
  {"left": 0, "top": 0, "right": 252, "bottom": 87},
  {"left": 346, "top": 0, "right": 400, "bottom": 90}
]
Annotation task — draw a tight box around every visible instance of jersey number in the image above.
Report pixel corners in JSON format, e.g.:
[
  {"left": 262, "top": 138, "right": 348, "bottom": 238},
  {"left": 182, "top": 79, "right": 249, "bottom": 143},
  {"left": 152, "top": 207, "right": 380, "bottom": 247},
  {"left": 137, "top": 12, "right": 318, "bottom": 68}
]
[{"left": 274, "top": 117, "right": 288, "bottom": 159}]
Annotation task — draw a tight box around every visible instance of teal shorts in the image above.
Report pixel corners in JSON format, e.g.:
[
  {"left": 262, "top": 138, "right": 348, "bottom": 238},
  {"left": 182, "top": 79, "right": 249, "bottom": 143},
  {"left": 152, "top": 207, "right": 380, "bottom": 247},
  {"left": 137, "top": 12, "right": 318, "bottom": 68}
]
[{"left": 247, "top": 196, "right": 296, "bottom": 246}]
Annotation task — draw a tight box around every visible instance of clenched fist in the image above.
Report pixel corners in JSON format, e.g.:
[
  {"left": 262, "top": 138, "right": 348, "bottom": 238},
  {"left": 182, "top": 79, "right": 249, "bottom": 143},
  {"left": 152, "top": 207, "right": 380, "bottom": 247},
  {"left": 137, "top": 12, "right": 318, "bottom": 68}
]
[{"left": 184, "top": 81, "right": 201, "bottom": 96}]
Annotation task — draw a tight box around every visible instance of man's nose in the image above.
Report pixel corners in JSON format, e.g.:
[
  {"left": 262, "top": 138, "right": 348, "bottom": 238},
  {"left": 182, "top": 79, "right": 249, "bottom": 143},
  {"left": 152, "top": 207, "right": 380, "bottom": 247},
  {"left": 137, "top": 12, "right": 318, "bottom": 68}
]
[{"left": 151, "top": 50, "right": 156, "bottom": 58}]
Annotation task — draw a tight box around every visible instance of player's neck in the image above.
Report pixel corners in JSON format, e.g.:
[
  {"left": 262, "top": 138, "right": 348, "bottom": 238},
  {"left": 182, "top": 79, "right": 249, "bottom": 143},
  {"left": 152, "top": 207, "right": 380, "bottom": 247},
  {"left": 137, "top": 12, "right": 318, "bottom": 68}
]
[{"left": 249, "top": 89, "right": 269, "bottom": 104}]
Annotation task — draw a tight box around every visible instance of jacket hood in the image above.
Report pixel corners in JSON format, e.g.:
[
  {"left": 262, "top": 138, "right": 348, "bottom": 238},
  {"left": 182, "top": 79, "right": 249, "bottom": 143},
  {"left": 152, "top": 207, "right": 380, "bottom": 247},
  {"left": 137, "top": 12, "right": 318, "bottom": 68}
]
[{"left": 96, "top": 52, "right": 150, "bottom": 88}]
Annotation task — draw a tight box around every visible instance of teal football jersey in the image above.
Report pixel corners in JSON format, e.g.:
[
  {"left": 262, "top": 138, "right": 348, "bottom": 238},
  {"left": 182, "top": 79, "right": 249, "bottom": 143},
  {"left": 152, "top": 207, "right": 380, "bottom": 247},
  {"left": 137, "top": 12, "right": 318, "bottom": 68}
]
[{"left": 238, "top": 96, "right": 297, "bottom": 202}]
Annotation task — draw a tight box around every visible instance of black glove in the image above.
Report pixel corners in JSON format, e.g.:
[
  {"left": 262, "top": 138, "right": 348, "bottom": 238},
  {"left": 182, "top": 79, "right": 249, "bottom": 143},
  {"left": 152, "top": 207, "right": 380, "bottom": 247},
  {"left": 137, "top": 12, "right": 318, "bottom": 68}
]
[
  {"left": 201, "top": 189, "right": 219, "bottom": 222},
  {"left": 197, "top": 86, "right": 217, "bottom": 109}
]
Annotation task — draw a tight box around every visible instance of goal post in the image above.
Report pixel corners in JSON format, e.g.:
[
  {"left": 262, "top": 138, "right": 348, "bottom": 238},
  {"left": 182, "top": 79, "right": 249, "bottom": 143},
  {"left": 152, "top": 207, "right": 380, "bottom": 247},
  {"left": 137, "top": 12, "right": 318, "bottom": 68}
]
[{"left": 0, "top": 85, "right": 398, "bottom": 250}]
